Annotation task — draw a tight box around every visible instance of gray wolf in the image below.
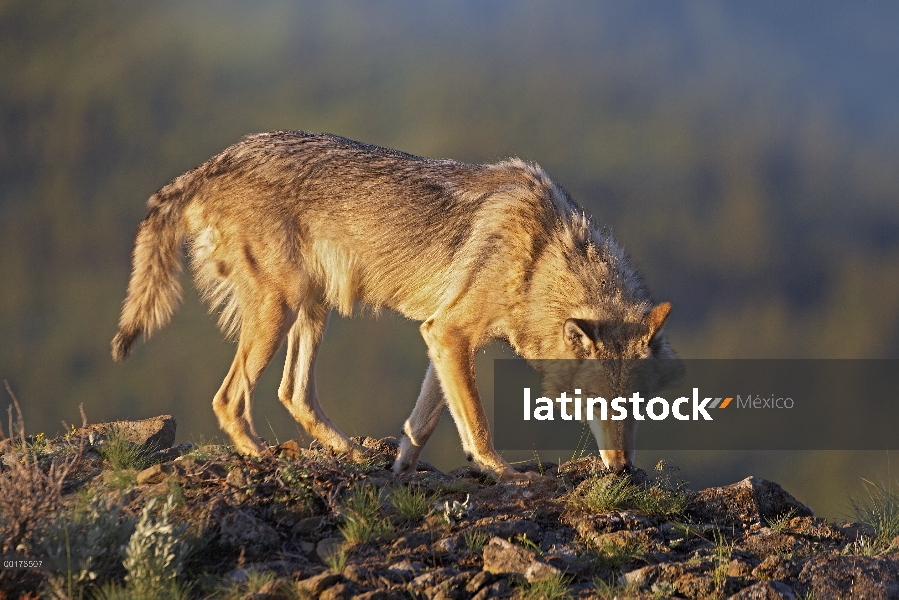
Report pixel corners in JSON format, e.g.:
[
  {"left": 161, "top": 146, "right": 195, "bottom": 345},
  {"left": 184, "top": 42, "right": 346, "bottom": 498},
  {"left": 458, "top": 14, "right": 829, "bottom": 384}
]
[{"left": 112, "top": 131, "right": 677, "bottom": 479}]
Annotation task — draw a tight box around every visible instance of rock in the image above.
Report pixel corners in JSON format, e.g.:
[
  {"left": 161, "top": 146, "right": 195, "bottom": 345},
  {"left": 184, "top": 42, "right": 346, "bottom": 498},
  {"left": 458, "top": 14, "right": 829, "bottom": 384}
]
[
  {"left": 152, "top": 442, "right": 194, "bottom": 463},
  {"left": 136, "top": 463, "right": 167, "bottom": 485},
  {"left": 1, "top": 452, "right": 25, "bottom": 468},
  {"left": 672, "top": 573, "right": 714, "bottom": 598},
  {"left": 798, "top": 555, "right": 899, "bottom": 599},
  {"left": 319, "top": 581, "right": 357, "bottom": 600},
  {"left": 471, "top": 578, "right": 512, "bottom": 600},
  {"left": 840, "top": 521, "right": 875, "bottom": 543},
  {"left": 342, "top": 564, "right": 371, "bottom": 585},
  {"left": 473, "top": 516, "right": 541, "bottom": 540},
  {"left": 291, "top": 516, "right": 324, "bottom": 536},
  {"left": 80, "top": 415, "right": 176, "bottom": 451},
  {"left": 465, "top": 570, "right": 492, "bottom": 594},
  {"left": 726, "top": 558, "right": 753, "bottom": 578},
  {"left": 273, "top": 439, "right": 302, "bottom": 460},
  {"left": 689, "top": 476, "right": 812, "bottom": 527},
  {"left": 316, "top": 537, "right": 345, "bottom": 564},
  {"left": 730, "top": 580, "right": 798, "bottom": 600},
  {"left": 297, "top": 571, "right": 342, "bottom": 595},
  {"left": 435, "top": 536, "right": 457, "bottom": 553},
  {"left": 619, "top": 564, "right": 655, "bottom": 586},
  {"left": 409, "top": 568, "right": 458, "bottom": 591},
  {"left": 243, "top": 577, "right": 295, "bottom": 600},
  {"left": 751, "top": 554, "right": 800, "bottom": 581},
  {"left": 387, "top": 559, "right": 419, "bottom": 576},
  {"left": 363, "top": 468, "right": 393, "bottom": 488},
  {"left": 226, "top": 467, "right": 251, "bottom": 488},
  {"left": 556, "top": 456, "right": 610, "bottom": 484},
  {"left": 589, "top": 529, "right": 661, "bottom": 554},
  {"left": 355, "top": 591, "right": 403, "bottom": 600},
  {"left": 524, "top": 560, "right": 561, "bottom": 583},
  {"left": 568, "top": 508, "right": 654, "bottom": 534},
  {"left": 218, "top": 510, "right": 280, "bottom": 550},
  {"left": 482, "top": 537, "right": 562, "bottom": 583},
  {"left": 742, "top": 529, "right": 800, "bottom": 559}
]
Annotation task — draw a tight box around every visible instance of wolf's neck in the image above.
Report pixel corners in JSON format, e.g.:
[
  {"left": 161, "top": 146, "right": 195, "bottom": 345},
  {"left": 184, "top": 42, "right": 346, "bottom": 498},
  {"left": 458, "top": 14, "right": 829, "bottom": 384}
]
[{"left": 505, "top": 223, "right": 650, "bottom": 360}]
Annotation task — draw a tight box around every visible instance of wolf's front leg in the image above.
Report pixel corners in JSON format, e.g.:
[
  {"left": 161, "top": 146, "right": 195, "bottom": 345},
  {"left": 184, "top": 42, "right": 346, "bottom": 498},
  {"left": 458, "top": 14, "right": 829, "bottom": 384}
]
[
  {"left": 419, "top": 318, "right": 532, "bottom": 481},
  {"left": 394, "top": 362, "right": 446, "bottom": 474}
]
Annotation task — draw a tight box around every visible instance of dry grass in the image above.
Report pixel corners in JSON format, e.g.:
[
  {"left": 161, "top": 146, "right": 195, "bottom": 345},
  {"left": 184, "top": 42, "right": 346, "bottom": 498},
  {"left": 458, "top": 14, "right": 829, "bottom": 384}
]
[{"left": 0, "top": 382, "right": 84, "bottom": 556}]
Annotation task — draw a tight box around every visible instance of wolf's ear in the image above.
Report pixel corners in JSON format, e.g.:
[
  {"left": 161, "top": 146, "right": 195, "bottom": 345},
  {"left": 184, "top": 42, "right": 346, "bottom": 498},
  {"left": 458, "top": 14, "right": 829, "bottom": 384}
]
[
  {"left": 564, "top": 318, "right": 594, "bottom": 356},
  {"left": 644, "top": 302, "right": 671, "bottom": 341}
]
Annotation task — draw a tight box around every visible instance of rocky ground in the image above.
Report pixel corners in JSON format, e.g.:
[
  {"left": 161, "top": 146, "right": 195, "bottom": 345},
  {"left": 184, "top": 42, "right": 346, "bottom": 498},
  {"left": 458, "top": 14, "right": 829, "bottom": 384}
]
[{"left": 1, "top": 415, "right": 898, "bottom": 599}]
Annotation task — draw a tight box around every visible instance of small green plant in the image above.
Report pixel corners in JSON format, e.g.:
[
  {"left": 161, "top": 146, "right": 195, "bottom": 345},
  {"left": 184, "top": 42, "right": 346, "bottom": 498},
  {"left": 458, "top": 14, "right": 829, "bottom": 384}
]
[
  {"left": 123, "top": 495, "right": 189, "bottom": 597},
  {"left": 338, "top": 485, "right": 392, "bottom": 545},
  {"left": 568, "top": 423, "right": 594, "bottom": 463},
  {"left": 513, "top": 533, "right": 542, "bottom": 554},
  {"left": 463, "top": 529, "right": 489, "bottom": 553},
  {"left": 182, "top": 436, "right": 229, "bottom": 461},
  {"left": 650, "top": 581, "right": 677, "bottom": 599},
  {"left": 277, "top": 463, "right": 316, "bottom": 509},
  {"left": 768, "top": 508, "right": 797, "bottom": 533},
  {"left": 166, "top": 479, "right": 186, "bottom": 507},
  {"left": 570, "top": 466, "right": 688, "bottom": 518},
  {"left": 517, "top": 572, "right": 572, "bottom": 600},
  {"left": 588, "top": 536, "right": 649, "bottom": 571},
  {"left": 847, "top": 478, "right": 899, "bottom": 555},
  {"left": 39, "top": 491, "right": 137, "bottom": 599},
  {"left": 90, "top": 580, "right": 191, "bottom": 600},
  {"left": 323, "top": 548, "right": 348, "bottom": 573},
  {"left": 216, "top": 568, "right": 289, "bottom": 600},
  {"left": 22, "top": 431, "right": 49, "bottom": 455},
  {"left": 102, "top": 469, "right": 137, "bottom": 490},
  {"left": 571, "top": 475, "right": 635, "bottom": 513},
  {"left": 710, "top": 528, "right": 733, "bottom": 593},
  {"left": 388, "top": 485, "right": 431, "bottom": 522},
  {"left": 593, "top": 577, "right": 639, "bottom": 600},
  {"left": 842, "top": 533, "right": 885, "bottom": 557},
  {"left": 98, "top": 428, "right": 156, "bottom": 471},
  {"left": 636, "top": 461, "right": 690, "bottom": 516}
]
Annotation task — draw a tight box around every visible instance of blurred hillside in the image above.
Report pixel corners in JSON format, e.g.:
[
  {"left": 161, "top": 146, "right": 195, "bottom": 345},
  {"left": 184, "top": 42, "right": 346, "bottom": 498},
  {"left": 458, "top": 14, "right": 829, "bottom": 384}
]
[{"left": 2, "top": 1, "right": 898, "bottom": 518}]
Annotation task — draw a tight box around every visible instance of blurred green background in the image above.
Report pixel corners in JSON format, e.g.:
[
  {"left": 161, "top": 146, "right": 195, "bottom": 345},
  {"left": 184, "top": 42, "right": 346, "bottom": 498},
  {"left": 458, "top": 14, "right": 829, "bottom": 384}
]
[{"left": 2, "top": 1, "right": 898, "bottom": 519}]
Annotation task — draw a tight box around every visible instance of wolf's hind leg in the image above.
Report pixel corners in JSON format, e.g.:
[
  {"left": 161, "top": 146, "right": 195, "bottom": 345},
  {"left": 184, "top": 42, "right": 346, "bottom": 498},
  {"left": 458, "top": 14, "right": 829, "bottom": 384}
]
[
  {"left": 213, "top": 294, "right": 293, "bottom": 456},
  {"left": 278, "top": 299, "right": 358, "bottom": 457},
  {"left": 393, "top": 362, "right": 446, "bottom": 474}
]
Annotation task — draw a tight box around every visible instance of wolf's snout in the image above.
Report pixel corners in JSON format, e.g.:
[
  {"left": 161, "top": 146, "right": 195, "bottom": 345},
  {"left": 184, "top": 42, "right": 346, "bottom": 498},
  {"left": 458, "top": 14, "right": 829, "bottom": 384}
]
[{"left": 600, "top": 450, "right": 630, "bottom": 473}]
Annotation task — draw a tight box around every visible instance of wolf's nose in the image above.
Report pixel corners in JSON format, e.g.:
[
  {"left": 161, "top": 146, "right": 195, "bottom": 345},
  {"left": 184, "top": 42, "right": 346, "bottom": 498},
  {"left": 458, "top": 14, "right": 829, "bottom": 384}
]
[{"left": 601, "top": 450, "right": 630, "bottom": 473}]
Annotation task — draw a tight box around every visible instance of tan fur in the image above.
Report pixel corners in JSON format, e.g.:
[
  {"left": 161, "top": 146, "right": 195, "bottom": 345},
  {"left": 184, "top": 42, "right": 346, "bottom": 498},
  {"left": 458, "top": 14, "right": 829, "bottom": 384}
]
[{"left": 112, "top": 131, "right": 677, "bottom": 478}]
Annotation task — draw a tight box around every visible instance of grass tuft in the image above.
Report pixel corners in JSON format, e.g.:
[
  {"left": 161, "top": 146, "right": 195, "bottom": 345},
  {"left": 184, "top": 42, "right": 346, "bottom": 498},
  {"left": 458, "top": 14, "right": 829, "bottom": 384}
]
[
  {"left": 338, "top": 485, "right": 393, "bottom": 545},
  {"left": 463, "top": 529, "right": 489, "bottom": 553},
  {"left": 569, "top": 463, "right": 688, "bottom": 519},
  {"left": 517, "top": 572, "right": 573, "bottom": 600},
  {"left": 97, "top": 428, "right": 157, "bottom": 471},
  {"left": 323, "top": 548, "right": 348, "bottom": 573},
  {"left": 768, "top": 508, "right": 797, "bottom": 533},
  {"left": 388, "top": 485, "right": 432, "bottom": 523},
  {"left": 847, "top": 478, "right": 899, "bottom": 555}
]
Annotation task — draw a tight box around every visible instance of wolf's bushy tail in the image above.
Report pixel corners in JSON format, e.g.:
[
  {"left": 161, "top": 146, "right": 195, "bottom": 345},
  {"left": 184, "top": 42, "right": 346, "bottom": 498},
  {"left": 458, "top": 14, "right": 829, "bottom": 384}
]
[{"left": 111, "top": 191, "right": 187, "bottom": 361}]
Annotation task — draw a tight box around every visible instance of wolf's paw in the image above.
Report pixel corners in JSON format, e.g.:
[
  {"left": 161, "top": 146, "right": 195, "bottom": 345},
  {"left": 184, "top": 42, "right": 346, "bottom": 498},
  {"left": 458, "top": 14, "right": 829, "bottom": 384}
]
[{"left": 232, "top": 435, "right": 267, "bottom": 457}]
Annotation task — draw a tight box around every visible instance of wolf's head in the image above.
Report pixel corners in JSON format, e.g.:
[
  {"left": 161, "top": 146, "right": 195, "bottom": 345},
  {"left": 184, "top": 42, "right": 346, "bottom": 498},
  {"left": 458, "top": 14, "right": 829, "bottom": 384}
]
[
  {"left": 536, "top": 302, "right": 683, "bottom": 472},
  {"left": 540, "top": 302, "right": 683, "bottom": 472},
  {"left": 510, "top": 194, "right": 683, "bottom": 472}
]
